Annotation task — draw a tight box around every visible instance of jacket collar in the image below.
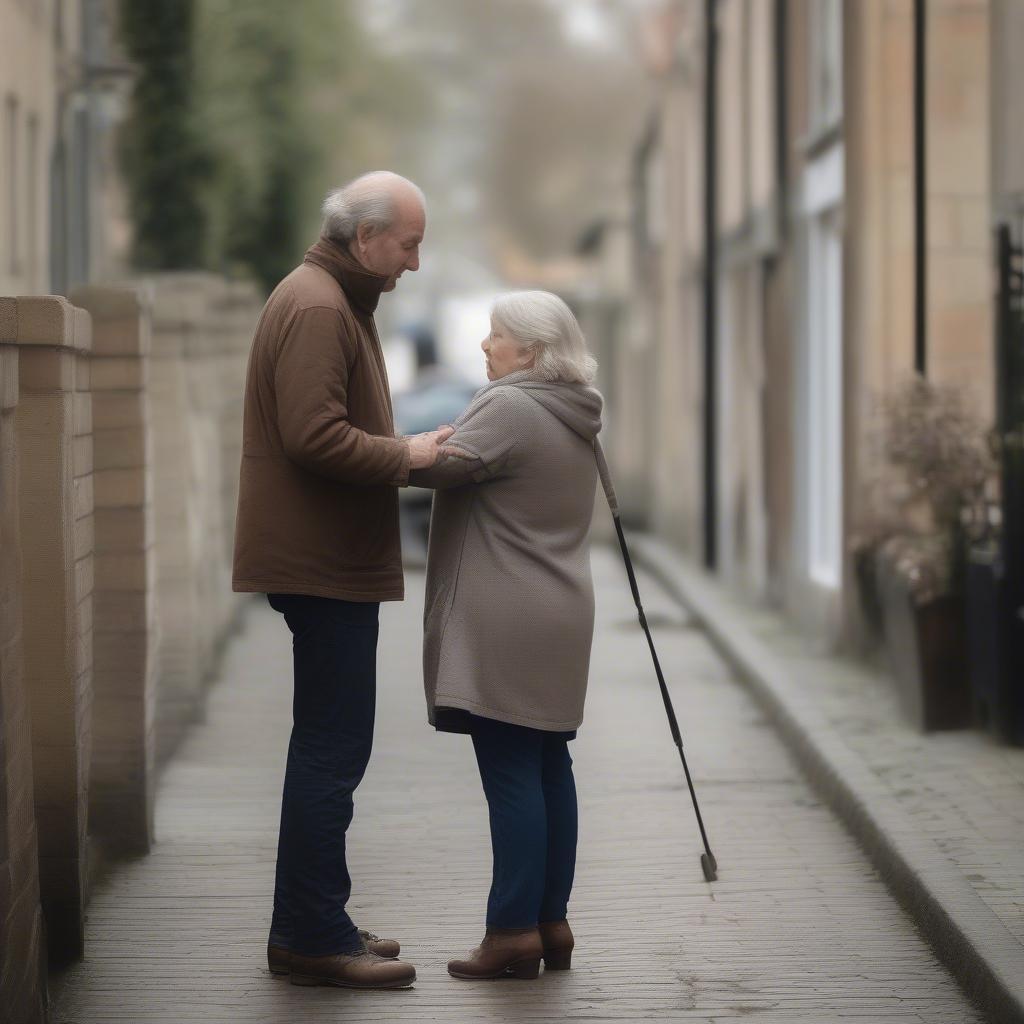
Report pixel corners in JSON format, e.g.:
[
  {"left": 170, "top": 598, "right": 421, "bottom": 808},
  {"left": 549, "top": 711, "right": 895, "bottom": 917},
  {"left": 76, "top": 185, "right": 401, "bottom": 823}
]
[{"left": 303, "top": 236, "right": 389, "bottom": 316}]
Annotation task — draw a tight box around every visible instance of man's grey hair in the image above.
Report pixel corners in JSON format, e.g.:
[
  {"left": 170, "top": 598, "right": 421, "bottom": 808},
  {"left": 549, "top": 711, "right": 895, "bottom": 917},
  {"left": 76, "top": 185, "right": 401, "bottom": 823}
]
[
  {"left": 321, "top": 171, "right": 425, "bottom": 245},
  {"left": 491, "top": 290, "right": 598, "bottom": 385}
]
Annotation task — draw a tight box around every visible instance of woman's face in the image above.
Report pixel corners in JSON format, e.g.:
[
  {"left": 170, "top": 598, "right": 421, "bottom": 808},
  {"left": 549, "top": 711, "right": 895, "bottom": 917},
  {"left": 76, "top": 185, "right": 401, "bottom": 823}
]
[{"left": 481, "top": 317, "right": 536, "bottom": 381}]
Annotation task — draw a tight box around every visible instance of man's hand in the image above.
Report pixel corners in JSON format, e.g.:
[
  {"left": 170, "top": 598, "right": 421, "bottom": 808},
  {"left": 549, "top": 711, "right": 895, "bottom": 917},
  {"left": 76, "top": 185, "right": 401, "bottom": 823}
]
[{"left": 406, "top": 425, "right": 456, "bottom": 469}]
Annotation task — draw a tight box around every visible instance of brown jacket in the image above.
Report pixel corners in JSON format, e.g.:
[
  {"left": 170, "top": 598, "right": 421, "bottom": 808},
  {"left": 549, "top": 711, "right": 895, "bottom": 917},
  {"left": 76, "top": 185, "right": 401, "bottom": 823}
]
[{"left": 232, "top": 237, "right": 410, "bottom": 602}]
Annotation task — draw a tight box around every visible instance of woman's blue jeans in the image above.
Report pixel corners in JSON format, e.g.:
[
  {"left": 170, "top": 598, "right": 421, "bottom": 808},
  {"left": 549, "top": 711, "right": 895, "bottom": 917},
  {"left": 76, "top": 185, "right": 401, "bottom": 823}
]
[
  {"left": 266, "top": 593, "right": 379, "bottom": 956},
  {"left": 469, "top": 715, "right": 578, "bottom": 928}
]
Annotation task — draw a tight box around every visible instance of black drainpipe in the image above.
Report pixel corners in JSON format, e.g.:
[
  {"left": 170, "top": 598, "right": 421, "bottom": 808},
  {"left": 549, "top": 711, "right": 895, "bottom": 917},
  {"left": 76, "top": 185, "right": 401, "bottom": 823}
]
[
  {"left": 913, "top": 0, "right": 927, "bottom": 375},
  {"left": 703, "top": 0, "right": 719, "bottom": 570}
]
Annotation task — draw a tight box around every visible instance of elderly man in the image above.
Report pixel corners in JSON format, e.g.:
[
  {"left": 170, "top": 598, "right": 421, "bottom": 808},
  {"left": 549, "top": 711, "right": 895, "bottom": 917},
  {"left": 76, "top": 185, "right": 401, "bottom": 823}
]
[{"left": 233, "top": 171, "right": 446, "bottom": 990}]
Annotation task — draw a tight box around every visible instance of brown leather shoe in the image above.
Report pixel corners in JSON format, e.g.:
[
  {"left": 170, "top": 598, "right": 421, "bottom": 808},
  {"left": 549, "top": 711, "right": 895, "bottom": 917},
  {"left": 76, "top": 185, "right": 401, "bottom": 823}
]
[
  {"left": 288, "top": 948, "right": 416, "bottom": 989},
  {"left": 447, "top": 926, "right": 543, "bottom": 980},
  {"left": 268, "top": 929, "right": 400, "bottom": 975},
  {"left": 538, "top": 919, "right": 574, "bottom": 970},
  {"left": 267, "top": 943, "right": 291, "bottom": 975},
  {"left": 358, "top": 928, "right": 400, "bottom": 958}
]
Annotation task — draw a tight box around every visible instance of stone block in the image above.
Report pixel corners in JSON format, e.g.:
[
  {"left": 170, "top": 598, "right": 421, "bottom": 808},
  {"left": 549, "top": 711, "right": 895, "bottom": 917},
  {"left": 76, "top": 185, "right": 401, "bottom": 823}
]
[
  {"left": 93, "top": 636, "right": 151, "bottom": 685},
  {"left": 89, "top": 316, "right": 152, "bottom": 358},
  {"left": 95, "top": 550, "right": 153, "bottom": 592},
  {"left": 91, "top": 356, "right": 146, "bottom": 392},
  {"left": 73, "top": 472, "right": 94, "bottom": 522},
  {"left": 94, "top": 588, "right": 152, "bottom": 633},
  {"left": 74, "top": 514, "right": 95, "bottom": 561},
  {"left": 93, "top": 391, "right": 146, "bottom": 431},
  {"left": 0, "top": 346, "right": 17, "bottom": 410},
  {"left": 75, "top": 355, "right": 90, "bottom": 393},
  {"left": 74, "top": 554, "right": 94, "bottom": 606},
  {"left": 72, "top": 433, "right": 93, "bottom": 476},
  {"left": 11, "top": 296, "right": 91, "bottom": 352},
  {"left": 69, "top": 285, "right": 151, "bottom": 355},
  {"left": 77, "top": 591, "right": 93, "bottom": 639},
  {"left": 95, "top": 506, "right": 150, "bottom": 552},
  {"left": 0, "top": 297, "right": 16, "bottom": 341},
  {"left": 92, "top": 630, "right": 150, "bottom": 678},
  {"left": 18, "top": 347, "right": 75, "bottom": 391},
  {"left": 94, "top": 468, "right": 147, "bottom": 509},
  {"left": 73, "top": 391, "right": 92, "bottom": 437},
  {"left": 93, "top": 427, "right": 147, "bottom": 471}
]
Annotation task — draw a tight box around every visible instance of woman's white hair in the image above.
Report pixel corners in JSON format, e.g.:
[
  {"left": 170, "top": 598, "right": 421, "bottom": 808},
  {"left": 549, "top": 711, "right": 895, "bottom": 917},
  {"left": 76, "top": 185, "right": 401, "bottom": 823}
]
[
  {"left": 320, "top": 171, "right": 425, "bottom": 245},
  {"left": 491, "top": 290, "right": 597, "bottom": 385}
]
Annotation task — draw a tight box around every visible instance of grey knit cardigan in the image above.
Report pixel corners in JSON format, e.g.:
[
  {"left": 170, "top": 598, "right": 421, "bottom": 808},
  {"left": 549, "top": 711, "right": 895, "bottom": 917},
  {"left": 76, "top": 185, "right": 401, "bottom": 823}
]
[{"left": 408, "top": 369, "right": 604, "bottom": 734}]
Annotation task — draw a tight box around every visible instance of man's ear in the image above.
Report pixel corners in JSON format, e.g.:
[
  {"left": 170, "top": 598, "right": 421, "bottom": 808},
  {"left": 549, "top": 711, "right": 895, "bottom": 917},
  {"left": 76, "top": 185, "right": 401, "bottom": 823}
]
[{"left": 355, "top": 222, "right": 375, "bottom": 253}]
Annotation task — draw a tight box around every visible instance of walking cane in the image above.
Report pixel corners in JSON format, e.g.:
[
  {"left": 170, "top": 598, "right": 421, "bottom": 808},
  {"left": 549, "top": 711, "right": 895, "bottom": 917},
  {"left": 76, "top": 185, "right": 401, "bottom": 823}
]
[{"left": 594, "top": 439, "right": 719, "bottom": 883}]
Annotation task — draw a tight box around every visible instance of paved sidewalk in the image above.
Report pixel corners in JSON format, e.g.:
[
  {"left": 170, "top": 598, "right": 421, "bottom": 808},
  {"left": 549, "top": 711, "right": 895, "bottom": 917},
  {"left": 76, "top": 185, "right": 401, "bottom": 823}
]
[
  {"left": 52, "top": 550, "right": 982, "bottom": 1022},
  {"left": 632, "top": 534, "right": 1024, "bottom": 1024}
]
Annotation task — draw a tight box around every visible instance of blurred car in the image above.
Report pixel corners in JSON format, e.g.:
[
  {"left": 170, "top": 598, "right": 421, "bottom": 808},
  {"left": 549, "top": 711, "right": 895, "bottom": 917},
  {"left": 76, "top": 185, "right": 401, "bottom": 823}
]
[{"left": 393, "top": 368, "right": 480, "bottom": 548}]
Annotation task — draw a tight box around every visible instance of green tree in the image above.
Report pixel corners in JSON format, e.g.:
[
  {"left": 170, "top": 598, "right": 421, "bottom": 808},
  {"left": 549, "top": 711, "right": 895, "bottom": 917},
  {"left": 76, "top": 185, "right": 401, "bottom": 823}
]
[
  {"left": 119, "top": 0, "right": 431, "bottom": 289},
  {"left": 118, "top": 0, "right": 214, "bottom": 269},
  {"left": 196, "top": 0, "right": 426, "bottom": 292}
]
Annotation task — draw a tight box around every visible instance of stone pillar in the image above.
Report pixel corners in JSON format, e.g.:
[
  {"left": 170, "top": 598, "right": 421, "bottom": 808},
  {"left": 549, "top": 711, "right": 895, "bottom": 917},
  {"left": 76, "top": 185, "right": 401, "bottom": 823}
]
[
  {"left": 147, "top": 275, "right": 208, "bottom": 763},
  {"left": 182, "top": 277, "right": 231, "bottom": 658},
  {"left": 71, "top": 285, "right": 158, "bottom": 854},
  {"left": 0, "top": 314, "right": 47, "bottom": 1021},
  {"left": 216, "top": 281, "right": 260, "bottom": 583},
  {"left": 10, "top": 295, "right": 94, "bottom": 963}
]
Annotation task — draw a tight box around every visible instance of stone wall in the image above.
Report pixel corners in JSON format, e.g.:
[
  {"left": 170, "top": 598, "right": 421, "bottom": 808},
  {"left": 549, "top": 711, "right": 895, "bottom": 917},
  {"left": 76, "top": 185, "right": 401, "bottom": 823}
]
[
  {"left": 0, "top": 273, "right": 259, "bottom": 998},
  {"left": 145, "top": 273, "right": 258, "bottom": 763},
  {"left": 71, "top": 285, "right": 158, "bottom": 855},
  {"left": 0, "top": 319, "right": 46, "bottom": 1021},
  {"left": 12, "top": 295, "right": 95, "bottom": 964}
]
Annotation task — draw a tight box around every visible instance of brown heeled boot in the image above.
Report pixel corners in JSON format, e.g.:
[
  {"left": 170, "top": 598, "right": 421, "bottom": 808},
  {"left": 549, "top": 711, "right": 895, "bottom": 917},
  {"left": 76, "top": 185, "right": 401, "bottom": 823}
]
[
  {"left": 538, "top": 919, "right": 574, "bottom": 970},
  {"left": 447, "top": 926, "right": 543, "bottom": 980}
]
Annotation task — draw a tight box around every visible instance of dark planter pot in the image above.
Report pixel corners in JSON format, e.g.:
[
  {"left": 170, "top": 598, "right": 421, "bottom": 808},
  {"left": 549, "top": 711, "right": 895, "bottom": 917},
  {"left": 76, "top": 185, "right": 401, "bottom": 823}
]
[
  {"left": 877, "top": 556, "right": 970, "bottom": 731},
  {"left": 966, "top": 546, "right": 1024, "bottom": 746},
  {"left": 853, "top": 546, "right": 884, "bottom": 638}
]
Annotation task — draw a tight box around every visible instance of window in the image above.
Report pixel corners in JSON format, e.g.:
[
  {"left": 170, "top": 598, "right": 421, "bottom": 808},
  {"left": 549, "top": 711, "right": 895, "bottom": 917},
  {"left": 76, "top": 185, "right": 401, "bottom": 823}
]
[
  {"left": 806, "top": 207, "right": 843, "bottom": 587},
  {"left": 27, "top": 114, "right": 39, "bottom": 290},
  {"left": 5, "top": 96, "right": 19, "bottom": 276},
  {"left": 809, "top": 0, "right": 843, "bottom": 133}
]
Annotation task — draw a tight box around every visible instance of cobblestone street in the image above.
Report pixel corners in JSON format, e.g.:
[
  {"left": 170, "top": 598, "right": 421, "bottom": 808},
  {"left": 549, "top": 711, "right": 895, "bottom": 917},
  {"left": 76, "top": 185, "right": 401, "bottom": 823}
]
[{"left": 51, "top": 550, "right": 982, "bottom": 1023}]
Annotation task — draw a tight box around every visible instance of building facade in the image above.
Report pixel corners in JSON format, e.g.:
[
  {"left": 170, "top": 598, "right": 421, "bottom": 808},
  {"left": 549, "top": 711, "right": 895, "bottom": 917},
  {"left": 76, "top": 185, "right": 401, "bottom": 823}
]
[
  {"left": 601, "top": 0, "right": 1016, "bottom": 656},
  {"left": 1, "top": 0, "right": 127, "bottom": 300}
]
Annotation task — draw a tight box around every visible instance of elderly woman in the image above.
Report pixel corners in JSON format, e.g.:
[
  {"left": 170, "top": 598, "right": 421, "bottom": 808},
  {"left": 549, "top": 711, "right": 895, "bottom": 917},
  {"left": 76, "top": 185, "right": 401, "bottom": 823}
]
[{"left": 408, "top": 290, "right": 602, "bottom": 981}]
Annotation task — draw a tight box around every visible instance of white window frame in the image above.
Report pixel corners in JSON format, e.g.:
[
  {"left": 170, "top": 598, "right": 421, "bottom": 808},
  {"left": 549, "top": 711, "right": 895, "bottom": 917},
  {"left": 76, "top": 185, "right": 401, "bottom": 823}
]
[
  {"left": 26, "top": 113, "right": 39, "bottom": 291},
  {"left": 5, "top": 95, "right": 19, "bottom": 276},
  {"left": 802, "top": 145, "right": 844, "bottom": 589},
  {"left": 808, "top": 0, "right": 843, "bottom": 135}
]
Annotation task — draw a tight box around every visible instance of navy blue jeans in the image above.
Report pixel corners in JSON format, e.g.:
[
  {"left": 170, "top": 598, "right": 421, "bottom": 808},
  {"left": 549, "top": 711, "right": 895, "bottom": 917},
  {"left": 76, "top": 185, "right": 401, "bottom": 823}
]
[
  {"left": 266, "top": 593, "right": 379, "bottom": 956},
  {"left": 469, "top": 715, "right": 578, "bottom": 928}
]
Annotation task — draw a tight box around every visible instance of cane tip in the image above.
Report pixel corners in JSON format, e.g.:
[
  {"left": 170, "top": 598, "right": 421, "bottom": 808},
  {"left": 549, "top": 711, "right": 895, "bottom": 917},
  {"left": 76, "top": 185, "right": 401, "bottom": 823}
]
[{"left": 701, "top": 852, "right": 718, "bottom": 883}]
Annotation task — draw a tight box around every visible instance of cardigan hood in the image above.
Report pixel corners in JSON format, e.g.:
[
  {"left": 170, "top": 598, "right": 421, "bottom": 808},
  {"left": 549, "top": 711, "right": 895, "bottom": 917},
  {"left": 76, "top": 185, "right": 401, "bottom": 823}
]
[{"left": 488, "top": 373, "right": 603, "bottom": 442}]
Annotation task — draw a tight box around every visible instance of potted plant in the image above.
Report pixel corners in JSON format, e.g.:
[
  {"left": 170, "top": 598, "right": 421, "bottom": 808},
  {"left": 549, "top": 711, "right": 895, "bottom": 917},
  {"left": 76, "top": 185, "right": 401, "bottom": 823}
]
[{"left": 851, "top": 377, "right": 995, "bottom": 732}]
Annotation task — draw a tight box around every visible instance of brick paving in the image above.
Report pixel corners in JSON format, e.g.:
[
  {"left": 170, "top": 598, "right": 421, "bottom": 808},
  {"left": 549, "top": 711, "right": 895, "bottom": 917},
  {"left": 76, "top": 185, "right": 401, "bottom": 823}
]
[
  {"left": 51, "top": 549, "right": 982, "bottom": 1022},
  {"left": 631, "top": 534, "right": 1024, "bottom": 1022}
]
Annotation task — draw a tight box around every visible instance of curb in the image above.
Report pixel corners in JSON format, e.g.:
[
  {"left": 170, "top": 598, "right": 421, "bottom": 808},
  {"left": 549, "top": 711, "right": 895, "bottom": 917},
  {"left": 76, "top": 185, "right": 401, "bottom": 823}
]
[{"left": 627, "top": 534, "right": 1024, "bottom": 1024}]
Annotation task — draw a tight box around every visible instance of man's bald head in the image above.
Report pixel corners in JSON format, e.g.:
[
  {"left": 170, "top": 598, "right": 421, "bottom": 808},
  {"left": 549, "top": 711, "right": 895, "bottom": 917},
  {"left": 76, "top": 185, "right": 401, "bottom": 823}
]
[
  {"left": 321, "top": 171, "right": 425, "bottom": 247},
  {"left": 320, "top": 171, "right": 425, "bottom": 291}
]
